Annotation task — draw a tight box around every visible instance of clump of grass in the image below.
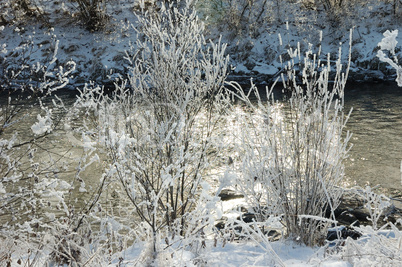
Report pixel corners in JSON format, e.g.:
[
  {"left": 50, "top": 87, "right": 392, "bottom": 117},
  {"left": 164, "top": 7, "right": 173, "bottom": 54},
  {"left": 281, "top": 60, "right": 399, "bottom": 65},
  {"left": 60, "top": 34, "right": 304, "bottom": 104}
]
[{"left": 229, "top": 30, "right": 353, "bottom": 246}]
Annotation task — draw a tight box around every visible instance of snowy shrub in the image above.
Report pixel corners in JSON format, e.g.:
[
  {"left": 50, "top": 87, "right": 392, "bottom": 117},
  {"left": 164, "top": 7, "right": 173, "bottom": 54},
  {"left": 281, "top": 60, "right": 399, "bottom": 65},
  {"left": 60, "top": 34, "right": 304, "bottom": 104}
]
[
  {"left": 197, "top": 0, "right": 380, "bottom": 39},
  {"left": 329, "top": 197, "right": 402, "bottom": 266},
  {"left": 0, "top": 0, "right": 109, "bottom": 30},
  {"left": 70, "top": 0, "right": 109, "bottom": 31},
  {"left": 74, "top": 0, "right": 230, "bottom": 262},
  {"left": 0, "top": 26, "right": 75, "bottom": 92},
  {"left": 319, "top": 0, "right": 353, "bottom": 24},
  {"left": 351, "top": 186, "right": 392, "bottom": 230},
  {"left": 223, "top": 219, "right": 286, "bottom": 266},
  {"left": 0, "top": 1, "right": 41, "bottom": 24},
  {"left": 324, "top": 187, "right": 402, "bottom": 265},
  {"left": 0, "top": 26, "right": 106, "bottom": 266},
  {"left": 377, "top": 29, "right": 402, "bottom": 87},
  {"left": 337, "top": 185, "right": 402, "bottom": 264},
  {"left": 339, "top": 224, "right": 402, "bottom": 266},
  {"left": 306, "top": 0, "right": 381, "bottom": 29},
  {"left": 0, "top": 25, "right": 75, "bottom": 218},
  {"left": 197, "top": 0, "right": 277, "bottom": 38},
  {"left": 228, "top": 30, "right": 353, "bottom": 246}
]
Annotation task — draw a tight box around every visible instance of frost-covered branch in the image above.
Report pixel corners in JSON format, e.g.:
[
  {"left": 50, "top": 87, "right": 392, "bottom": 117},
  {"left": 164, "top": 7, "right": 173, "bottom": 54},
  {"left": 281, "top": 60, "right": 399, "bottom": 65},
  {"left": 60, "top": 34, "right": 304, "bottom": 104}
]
[
  {"left": 74, "top": 0, "right": 230, "bottom": 262},
  {"left": 227, "top": 29, "right": 353, "bottom": 247},
  {"left": 377, "top": 29, "right": 402, "bottom": 87}
]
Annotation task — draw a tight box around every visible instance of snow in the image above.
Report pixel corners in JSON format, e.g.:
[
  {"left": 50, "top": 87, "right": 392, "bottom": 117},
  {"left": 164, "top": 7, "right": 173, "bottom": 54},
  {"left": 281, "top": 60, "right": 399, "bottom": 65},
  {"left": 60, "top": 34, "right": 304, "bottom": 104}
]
[
  {"left": 378, "top": 30, "right": 399, "bottom": 54},
  {"left": 1, "top": 1, "right": 402, "bottom": 266},
  {"left": 1, "top": 1, "right": 400, "bottom": 88},
  {"left": 234, "top": 63, "right": 250, "bottom": 74},
  {"left": 377, "top": 29, "right": 402, "bottom": 87},
  {"left": 253, "top": 63, "right": 279, "bottom": 75},
  {"left": 31, "top": 113, "right": 53, "bottom": 135},
  {"left": 112, "top": 238, "right": 353, "bottom": 267}
]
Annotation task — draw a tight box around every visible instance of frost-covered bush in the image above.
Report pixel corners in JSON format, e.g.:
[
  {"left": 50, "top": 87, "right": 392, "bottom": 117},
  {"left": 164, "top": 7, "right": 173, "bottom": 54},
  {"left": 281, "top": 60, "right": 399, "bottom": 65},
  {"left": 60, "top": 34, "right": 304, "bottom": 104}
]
[
  {"left": 0, "top": 26, "right": 76, "bottom": 92},
  {"left": 197, "top": 0, "right": 279, "bottom": 38},
  {"left": 319, "top": 0, "right": 355, "bottom": 24},
  {"left": 300, "top": 0, "right": 382, "bottom": 30},
  {"left": 228, "top": 31, "right": 353, "bottom": 246},
  {"left": 196, "top": 0, "right": 381, "bottom": 39},
  {"left": 0, "top": 0, "right": 110, "bottom": 30},
  {"left": 329, "top": 191, "right": 402, "bottom": 266},
  {"left": 0, "top": 25, "right": 103, "bottom": 266},
  {"left": 0, "top": 1, "right": 41, "bottom": 24},
  {"left": 339, "top": 223, "right": 402, "bottom": 266},
  {"left": 74, "top": 0, "right": 230, "bottom": 263},
  {"left": 352, "top": 186, "right": 392, "bottom": 230},
  {"left": 377, "top": 29, "right": 402, "bottom": 87},
  {"left": 70, "top": 0, "right": 109, "bottom": 31},
  {"left": 334, "top": 186, "right": 402, "bottom": 265},
  {"left": 0, "top": 25, "right": 75, "bottom": 218}
]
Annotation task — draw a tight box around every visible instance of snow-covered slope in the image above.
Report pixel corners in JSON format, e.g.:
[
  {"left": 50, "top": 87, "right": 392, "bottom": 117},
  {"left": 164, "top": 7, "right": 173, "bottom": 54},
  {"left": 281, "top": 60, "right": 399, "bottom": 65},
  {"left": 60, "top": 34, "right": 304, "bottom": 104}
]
[{"left": 1, "top": 0, "right": 401, "bottom": 89}]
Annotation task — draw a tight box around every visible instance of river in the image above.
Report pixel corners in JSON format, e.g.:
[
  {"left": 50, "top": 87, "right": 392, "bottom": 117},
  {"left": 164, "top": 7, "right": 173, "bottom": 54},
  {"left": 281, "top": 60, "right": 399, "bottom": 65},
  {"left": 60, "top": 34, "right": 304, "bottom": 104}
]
[
  {"left": 343, "top": 82, "right": 402, "bottom": 199},
  {"left": 232, "top": 80, "right": 402, "bottom": 199},
  {"left": 1, "top": 81, "right": 401, "bottom": 207}
]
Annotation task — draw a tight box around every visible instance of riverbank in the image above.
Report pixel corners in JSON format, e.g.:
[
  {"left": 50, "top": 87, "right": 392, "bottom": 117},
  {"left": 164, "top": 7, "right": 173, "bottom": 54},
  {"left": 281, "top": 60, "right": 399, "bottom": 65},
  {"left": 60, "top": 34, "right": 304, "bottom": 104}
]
[{"left": 0, "top": 1, "right": 401, "bottom": 90}]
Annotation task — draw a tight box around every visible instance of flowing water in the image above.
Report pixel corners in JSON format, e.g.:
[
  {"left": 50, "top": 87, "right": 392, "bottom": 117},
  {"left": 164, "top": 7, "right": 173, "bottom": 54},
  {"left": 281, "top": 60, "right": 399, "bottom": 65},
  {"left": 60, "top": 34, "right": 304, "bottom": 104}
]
[
  {"left": 232, "top": 81, "right": 402, "bottom": 199},
  {"left": 343, "top": 82, "right": 402, "bottom": 199},
  {"left": 2, "top": 82, "right": 401, "bottom": 209}
]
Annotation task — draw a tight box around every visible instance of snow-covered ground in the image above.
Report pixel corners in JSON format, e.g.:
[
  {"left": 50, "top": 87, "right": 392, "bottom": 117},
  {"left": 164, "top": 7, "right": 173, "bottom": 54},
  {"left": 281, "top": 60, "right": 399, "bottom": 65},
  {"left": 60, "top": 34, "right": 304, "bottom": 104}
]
[
  {"left": 115, "top": 238, "right": 349, "bottom": 266},
  {"left": 1, "top": 0, "right": 401, "bottom": 88}
]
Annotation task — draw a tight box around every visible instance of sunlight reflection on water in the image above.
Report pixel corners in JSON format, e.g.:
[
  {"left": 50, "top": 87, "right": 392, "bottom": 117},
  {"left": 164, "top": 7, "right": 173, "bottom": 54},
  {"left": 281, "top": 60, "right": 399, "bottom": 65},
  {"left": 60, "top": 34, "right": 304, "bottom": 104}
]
[
  {"left": 223, "top": 82, "right": 401, "bottom": 198},
  {"left": 6, "top": 82, "right": 401, "bottom": 210}
]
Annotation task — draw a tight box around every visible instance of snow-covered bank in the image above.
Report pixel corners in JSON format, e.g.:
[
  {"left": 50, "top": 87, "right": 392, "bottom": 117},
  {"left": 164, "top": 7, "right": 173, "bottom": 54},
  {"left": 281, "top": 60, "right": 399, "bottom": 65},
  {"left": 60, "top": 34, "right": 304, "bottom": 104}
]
[
  {"left": 1, "top": 0, "right": 401, "bottom": 89},
  {"left": 226, "top": 26, "right": 400, "bottom": 85}
]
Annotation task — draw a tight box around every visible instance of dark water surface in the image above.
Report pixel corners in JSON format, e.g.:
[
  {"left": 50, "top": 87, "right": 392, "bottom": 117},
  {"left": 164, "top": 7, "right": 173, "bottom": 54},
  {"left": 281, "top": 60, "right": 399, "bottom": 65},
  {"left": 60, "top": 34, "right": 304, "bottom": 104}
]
[
  {"left": 237, "top": 81, "right": 402, "bottom": 198},
  {"left": 2, "top": 82, "right": 400, "bottom": 201},
  {"left": 344, "top": 82, "right": 402, "bottom": 198}
]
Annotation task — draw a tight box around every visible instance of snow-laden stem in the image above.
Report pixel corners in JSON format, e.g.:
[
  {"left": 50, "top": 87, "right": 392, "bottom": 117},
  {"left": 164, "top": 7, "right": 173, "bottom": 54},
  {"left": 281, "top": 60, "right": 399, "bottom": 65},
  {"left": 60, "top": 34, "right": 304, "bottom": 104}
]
[
  {"left": 0, "top": 24, "right": 104, "bottom": 266},
  {"left": 75, "top": 0, "right": 230, "bottom": 260},
  {"left": 377, "top": 29, "right": 402, "bottom": 87},
  {"left": 228, "top": 29, "right": 353, "bottom": 246}
]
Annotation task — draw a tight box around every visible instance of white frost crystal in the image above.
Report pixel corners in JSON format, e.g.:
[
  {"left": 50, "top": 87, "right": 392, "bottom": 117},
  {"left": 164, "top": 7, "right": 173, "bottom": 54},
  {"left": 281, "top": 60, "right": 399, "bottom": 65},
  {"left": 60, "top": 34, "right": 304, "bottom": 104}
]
[
  {"left": 31, "top": 114, "right": 53, "bottom": 135},
  {"left": 378, "top": 30, "right": 398, "bottom": 54},
  {"left": 377, "top": 30, "right": 402, "bottom": 87}
]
